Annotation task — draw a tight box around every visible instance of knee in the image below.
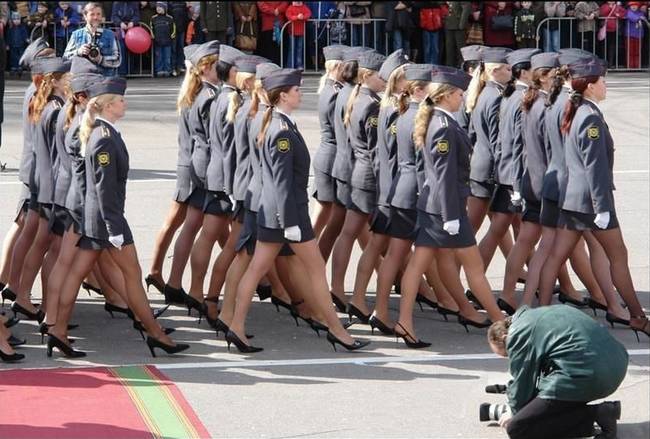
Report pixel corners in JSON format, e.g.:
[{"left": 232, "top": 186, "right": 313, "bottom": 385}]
[{"left": 506, "top": 416, "right": 526, "bottom": 439}]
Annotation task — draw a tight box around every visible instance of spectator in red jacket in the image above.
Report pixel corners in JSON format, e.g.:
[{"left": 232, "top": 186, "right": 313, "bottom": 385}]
[
  {"left": 483, "top": 1, "right": 515, "bottom": 48},
  {"left": 256, "top": 1, "right": 289, "bottom": 64},
  {"left": 599, "top": 1, "right": 626, "bottom": 68},
  {"left": 286, "top": 1, "right": 311, "bottom": 68}
]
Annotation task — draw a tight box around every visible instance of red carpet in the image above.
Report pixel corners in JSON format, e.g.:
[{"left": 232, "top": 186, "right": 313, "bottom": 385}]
[{"left": 0, "top": 365, "right": 210, "bottom": 438}]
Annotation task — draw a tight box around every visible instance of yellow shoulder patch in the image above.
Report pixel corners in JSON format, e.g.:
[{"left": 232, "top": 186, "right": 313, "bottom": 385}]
[
  {"left": 587, "top": 126, "right": 600, "bottom": 140},
  {"left": 436, "top": 140, "right": 449, "bottom": 154},
  {"left": 97, "top": 151, "right": 111, "bottom": 167},
  {"left": 277, "top": 138, "right": 291, "bottom": 153},
  {"left": 369, "top": 116, "right": 378, "bottom": 127},
  {"left": 390, "top": 123, "right": 397, "bottom": 135}
]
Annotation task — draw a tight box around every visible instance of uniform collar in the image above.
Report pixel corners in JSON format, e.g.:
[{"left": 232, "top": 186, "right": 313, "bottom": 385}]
[
  {"left": 434, "top": 106, "right": 457, "bottom": 121},
  {"left": 409, "top": 100, "right": 420, "bottom": 109},
  {"left": 515, "top": 80, "right": 529, "bottom": 90},
  {"left": 584, "top": 97, "right": 602, "bottom": 113},
  {"left": 222, "top": 83, "right": 236, "bottom": 92},
  {"left": 96, "top": 116, "right": 119, "bottom": 133},
  {"left": 360, "top": 85, "right": 380, "bottom": 101},
  {"left": 203, "top": 80, "right": 219, "bottom": 90},
  {"left": 275, "top": 107, "right": 296, "bottom": 126},
  {"left": 487, "top": 80, "right": 504, "bottom": 91}
]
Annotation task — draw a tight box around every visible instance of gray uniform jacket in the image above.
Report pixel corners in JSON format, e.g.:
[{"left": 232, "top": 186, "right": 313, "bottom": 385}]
[
  {"left": 469, "top": 81, "right": 503, "bottom": 183},
  {"left": 189, "top": 81, "right": 220, "bottom": 190},
  {"left": 174, "top": 107, "right": 193, "bottom": 201},
  {"left": 52, "top": 101, "right": 73, "bottom": 207},
  {"left": 561, "top": 100, "right": 615, "bottom": 215},
  {"left": 456, "top": 95, "right": 476, "bottom": 145},
  {"left": 418, "top": 109, "right": 472, "bottom": 221},
  {"left": 245, "top": 103, "right": 267, "bottom": 212},
  {"left": 233, "top": 95, "right": 252, "bottom": 202},
  {"left": 496, "top": 84, "right": 526, "bottom": 187},
  {"left": 313, "top": 78, "right": 341, "bottom": 175},
  {"left": 542, "top": 86, "right": 570, "bottom": 202},
  {"left": 19, "top": 83, "right": 37, "bottom": 186},
  {"left": 349, "top": 87, "right": 380, "bottom": 191},
  {"left": 258, "top": 112, "right": 310, "bottom": 229},
  {"left": 521, "top": 92, "right": 549, "bottom": 202},
  {"left": 331, "top": 83, "right": 355, "bottom": 183},
  {"left": 33, "top": 96, "right": 65, "bottom": 204},
  {"left": 207, "top": 84, "right": 236, "bottom": 194},
  {"left": 376, "top": 104, "right": 400, "bottom": 207},
  {"left": 83, "top": 120, "right": 130, "bottom": 240},
  {"left": 64, "top": 114, "right": 85, "bottom": 217},
  {"left": 389, "top": 101, "right": 421, "bottom": 210}
]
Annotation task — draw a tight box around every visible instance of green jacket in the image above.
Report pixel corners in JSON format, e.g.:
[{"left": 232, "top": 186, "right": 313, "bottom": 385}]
[
  {"left": 506, "top": 305, "right": 628, "bottom": 414},
  {"left": 443, "top": 1, "right": 471, "bottom": 30}
]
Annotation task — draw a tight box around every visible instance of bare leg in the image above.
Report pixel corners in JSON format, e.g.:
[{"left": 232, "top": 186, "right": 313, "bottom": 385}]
[
  {"left": 500, "top": 221, "right": 541, "bottom": 306},
  {"left": 456, "top": 246, "right": 504, "bottom": 322},
  {"left": 166, "top": 205, "right": 204, "bottom": 289},
  {"left": 478, "top": 212, "right": 514, "bottom": 270},
  {"left": 148, "top": 201, "right": 187, "bottom": 284},
  {"left": 318, "top": 203, "right": 346, "bottom": 261},
  {"left": 202, "top": 218, "right": 241, "bottom": 302},
  {"left": 423, "top": 257, "right": 456, "bottom": 308},
  {"left": 5, "top": 209, "right": 39, "bottom": 292},
  {"left": 520, "top": 226, "right": 557, "bottom": 306},
  {"left": 435, "top": 248, "right": 486, "bottom": 321},
  {"left": 312, "top": 201, "right": 332, "bottom": 238},
  {"left": 467, "top": 196, "right": 490, "bottom": 233},
  {"left": 189, "top": 213, "right": 230, "bottom": 301},
  {"left": 15, "top": 217, "right": 51, "bottom": 311},
  {"left": 96, "top": 252, "right": 128, "bottom": 304},
  {"left": 330, "top": 209, "right": 369, "bottom": 304},
  {"left": 0, "top": 220, "right": 23, "bottom": 284},
  {"left": 349, "top": 233, "right": 389, "bottom": 315},
  {"left": 568, "top": 237, "right": 606, "bottom": 303},
  {"left": 583, "top": 231, "right": 627, "bottom": 317},
  {"left": 538, "top": 228, "right": 582, "bottom": 305},
  {"left": 44, "top": 228, "right": 80, "bottom": 324},
  {"left": 373, "top": 238, "right": 411, "bottom": 323},
  {"left": 40, "top": 236, "right": 61, "bottom": 309},
  {"left": 395, "top": 246, "right": 436, "bottom": 340}
]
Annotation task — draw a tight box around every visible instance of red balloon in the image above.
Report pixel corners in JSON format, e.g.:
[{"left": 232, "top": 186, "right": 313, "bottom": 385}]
[{"left": 124, "top": 26, "right": 152, "bottom": 54}]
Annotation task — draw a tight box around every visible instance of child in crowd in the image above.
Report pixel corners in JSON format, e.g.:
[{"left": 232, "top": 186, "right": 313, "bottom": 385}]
[
  {"left": 6, "top": 12, "right": 29, "bottom": 75},
  {"left": 151, "top": 1, "right": 176, "bottom": 77},
  {"left": 27, "top": 2, "right": 54, "bottom": 42},
  {"left": 514, "top": 1, "right": 538, "bottom": 49},
  {"left": 185, "top": 5, "right": 204, "bottom": 45},
  {"left": 286, "top": 1, "right": 311, "bottom": 69},
  {"left": 625, "top": 1, "right": 649, "bottom": 69},
  {"left": 54, "top": 1, "right": 81, "bottom": 56}
]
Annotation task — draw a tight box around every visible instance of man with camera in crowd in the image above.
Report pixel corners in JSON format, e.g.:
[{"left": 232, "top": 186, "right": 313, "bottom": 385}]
[{"left": 63, "top": 2, "right": 120, "bottom": 77}]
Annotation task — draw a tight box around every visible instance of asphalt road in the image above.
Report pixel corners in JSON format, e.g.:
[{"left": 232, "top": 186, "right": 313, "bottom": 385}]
[{"left": 0, "top": 73, "right": 648, "bottom": 438}]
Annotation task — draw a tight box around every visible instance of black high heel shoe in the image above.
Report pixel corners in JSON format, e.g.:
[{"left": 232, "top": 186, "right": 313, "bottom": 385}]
[
  {"left": 133, "top": 321, "right": 175, "bottom": 340},
  {"left": 81, "top": 281, "right": 102, "bottom": 296},
  {"left": 47, "top": 333, "right": 86, "bottom": 358},
  {"left": 558, "top": 292, "right": 588, "bottom": 308},
  {"left": 146, "top": 336, "right": 189, "bottom": 358},
  {"left": 163, "top": 284, "right": 187, "bottom": 306},
  {"left": 144, "top": 275, "right": 165, "bottom": 294},
  {"left": 458, "top": 315, "right": 492, "bottom": 333},
  {"left": 8, "top": 335, "right": 26, "bottom": 347},
  {"left": 37, "top": 323, "right": 76, "bottom": 344},
  {"left": 346, "top": 303, "right": 370, "bottom": 326},
  {"left": 587, "top": 298, "right": 608, "bottom": 316},
  {"left": 330, "top": 292, "right": 347, "bottom": 313},
  {"left": 3, "top": 316, "right": 20, "bottom": 329},
  {"left": 289, "top": 300, "right": 310, "bottom": 327},
  {"left": 437, "top": 306, "right": 459, "bottom": 322},
  {"left": 416, "top": 294, "right": 438, "bottom": 312},
  {"left": 11, "top": 302, "right": 45, "bottom": 323},
  {"left": 1, "top": 288, "right": 17, "bottom": 306},
  {"left": 497, "top": 298, "right": 516, "bottom": 316},
  {"left": 203, "top": 298, "right": 221, "bottom": 329},
  {"left": 309, "top": 320, "right": 328, "bottom": 337},
  {"left": 326, "top": 331, "right": 371, "bottom": 352},
  {"left": 630, "top": 316, "right": 650, "bottom": 342},
  {"left": 104, "top": 303, "right": 130, "bottom": 318},
  {"left": 393, "top": 322, "right": 431, "bottom": 349},
  {"left": 213, "top": 318, "right": 254, "bottom": 339},
  {"left": 271, "top": 296, "right": 292, "bottom": 313},
  {"left": 256, "top": 284, "right": 273, "bottom": 301},
  {"left": 0, "top": 348, "right": 25, "bottom": 363},
  {"left": 185, "top": 295, "right": 205, "bottom": 323},
  {"left": 225, "top": 330, "right": 263, "bottom": 353},
  {"left": 465, "top": 290, "right": 484, "bottom": 310},
  {"left": 369, "top": 315, "right": 395, "bottom": 336},
  {"left": 606, "top": 312, "right": 630, "bottom": 328}
]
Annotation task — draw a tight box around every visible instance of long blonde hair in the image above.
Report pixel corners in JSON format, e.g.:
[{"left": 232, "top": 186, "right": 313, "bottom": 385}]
[
  {"left": 380, "top": 65, "right": 406, "bottom": 108},
  {"left": 79, "top": 93, "right": 121, "bottom": 156},
  {"left": 398, "top": 80, "right": 430, "bottom": 115},
  {"left": 257, "top": 86, "right": 292, "bottom": 147},
  {"left": 465, "top": 62, "right": 504, "bottom": 113},
  {"left": 413, "top": 83, "right": 459, "bottom": 149},
  {"left": 29, "top": 72, "right": 66, "bottom": 123},
  {"left": 226, "top": 71, "right": 255, "bottom": 124},
  {"left": 318, "top": 59, "right": 341, "bottom": 93},
  {"left": 249, "top": 79, "right": 266, "bottom": 119},
  {"left": 343, "top": 67, "right": 374, "bottom": 127},
  {"left": 177, "top": 54, "right": 218, "bottom": 113}
]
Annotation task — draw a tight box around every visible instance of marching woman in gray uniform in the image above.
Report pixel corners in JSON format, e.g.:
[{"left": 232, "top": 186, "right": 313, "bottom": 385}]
[
  {"left": 163, "top": 41, "right": 220, "bottom": 306},
  {"left": 146, "top": 44, "right": 200, "bottom": 294},
  {"left": 465, "top": 47, "right": 512, "bottom": 233},
  {"left": 227, "top": 69, "right": 371, "bottom": 353},
  {"left": 47, "top": 78, "right": 190, "bottom": 358},
  {"left": 185, "top": 45, "right": 245, "bottom": 317},
  {"left": 329, "top": 49, "right": 386, "bottom": 313},
  {"left": 456, "top": 45, "right": 484, "bottom": 143},
  {"left": 10, "top": 58, "right": 70, "bottom": 324},
  {"left": 346, "top": 49, "right": 409, "bottom": 325},
  {"left": 538, "top": 59, "right": 650, "bottom": 339},
  {"left": 0, "top": 39, "right": 54, "bottom": 307},
  {"left": 395, "top": 67, "right": 505, "bottom": 348},
  {"left": 311, "top": 45, "right": 346, "bottom": 238}
]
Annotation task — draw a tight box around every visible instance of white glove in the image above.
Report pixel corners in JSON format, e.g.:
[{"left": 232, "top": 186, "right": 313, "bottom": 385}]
[
  {"left": 108, "top": 234, "right": 124, "bottom": 249},
  {"left": 510, "top": 191, "right": 522, "bottom": 206},
  {"left": 594, "top": 212, "right": 610, "bottom": 229},
  {"left": 228, "top": 194, "right": 235, "bottom": 206},
  {"left": 284, "top": 225, "right": 301, "bottom": 242},
  {"left": 443, "top": 219, "right": 460, "bottom": 236}
]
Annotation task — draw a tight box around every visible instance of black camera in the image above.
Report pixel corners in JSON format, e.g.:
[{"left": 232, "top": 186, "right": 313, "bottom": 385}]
[
  {"left": 485, "top": 384, "right": 508, "bottom": 394},
  {"left": 87, "top": 31, "right": 101, "bottom": 59},
  {"left": 479, "top": 403, "right": 509, "bottom": 422}
]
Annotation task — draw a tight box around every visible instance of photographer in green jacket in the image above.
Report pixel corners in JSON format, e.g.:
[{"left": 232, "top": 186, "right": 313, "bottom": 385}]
[{"left": 488, "top": 305, "right": 629, "bottom": 439}]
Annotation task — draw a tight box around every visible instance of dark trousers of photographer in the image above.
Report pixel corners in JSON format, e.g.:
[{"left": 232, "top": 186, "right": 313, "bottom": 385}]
[{"left": 507, "top": 398, "right": 598, "bottom": 439}]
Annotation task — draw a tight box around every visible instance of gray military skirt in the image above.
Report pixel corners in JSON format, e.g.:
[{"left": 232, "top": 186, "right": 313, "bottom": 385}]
[
  {"left": 414, "top": 210, "right": 476, "bottom": 249},
  {"left": 236, "top": 209, "right": 294, "bottom": 256},
  {"left": 560, "top": 209, "right": 619, "bottom": 232},
  {"left": 312, "top": 168, "right": 337, "bottom": 203},
  {"left": 187, "top": 187, "right": 207, "bottom": 210},
  {"left": 232, "top": 200, "right": 245, "bottom": 223},
  {"left": 540, "top": 197, "right": 561, "bottom": 228},
  {"left": 522, "top": 198, "right": 541, "bottom": 224},
  {"left": 369, "top": 205, "right": 391, "bottom": 235},
  {"left": 48, "top": 204, "right": 74, "bottom": 237},
  {"left": 77, "top": 224, "right": 135, "bottom": 251},
  {"left": 350, "top": 186, "right": 376, "bottom": 215},
  {"left": 469, "top": 179, "right": 495, "bottom": 200},
  {"left": 490, "top": 184, "right": 520, "bottom": 214},
  {"left": 387, "top": 206, "right": 417, "bottom": 240},
  {"left": 334, "top": 178, "right": 352, "bottom": 208},
  {"left": 257, "top": 203, "right": 315, "bottom": 244},
  {"left": 203, "top": 190, "right": 232, "bottom": 216},
  {"left": 173, "top": 165, "right": 193, "bottom": 203}
]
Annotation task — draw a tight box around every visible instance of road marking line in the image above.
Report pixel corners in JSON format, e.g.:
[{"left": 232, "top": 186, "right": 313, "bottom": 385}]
[{"left": 154, "top": 348, "right": 650, "bottom": 371}]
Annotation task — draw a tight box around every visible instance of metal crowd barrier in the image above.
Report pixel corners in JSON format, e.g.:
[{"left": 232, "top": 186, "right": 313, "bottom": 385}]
[
  {"left": 279, "top": 18, "right": 389, "bottom": 71},
  {"left": 536, "top": 16, "right": 650, "bottom": 71}
]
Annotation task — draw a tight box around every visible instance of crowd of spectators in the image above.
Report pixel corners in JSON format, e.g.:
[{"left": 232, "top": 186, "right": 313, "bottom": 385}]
[{"left": 0, "top": 1, "right": 649, "bottom": 77}]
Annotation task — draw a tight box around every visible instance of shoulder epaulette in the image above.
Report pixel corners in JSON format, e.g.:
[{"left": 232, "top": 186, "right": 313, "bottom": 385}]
[
  {"left": 208, "top": 88, "right": 216, "bottom": 98},
  {"left": 101, "top": 124, "right": 111, "bottom": 138},
  {"left": 438, "top": 115, "right": 448, "bottom": 127}
]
